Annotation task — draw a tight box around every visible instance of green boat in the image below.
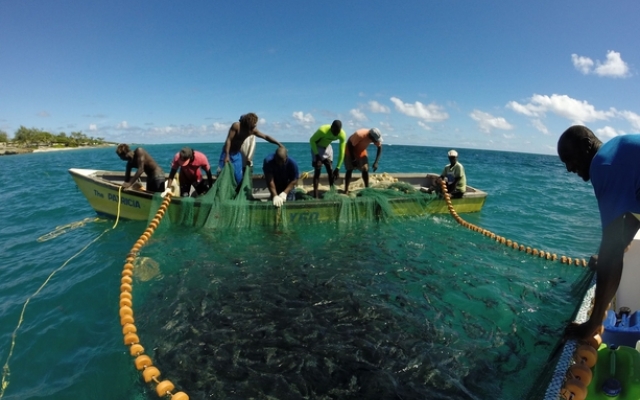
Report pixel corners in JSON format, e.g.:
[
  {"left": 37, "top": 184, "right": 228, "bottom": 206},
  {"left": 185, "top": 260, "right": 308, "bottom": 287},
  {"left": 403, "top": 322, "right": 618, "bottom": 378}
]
[{"left": 69, "top": 168, "right": 487, "bottom": 227}]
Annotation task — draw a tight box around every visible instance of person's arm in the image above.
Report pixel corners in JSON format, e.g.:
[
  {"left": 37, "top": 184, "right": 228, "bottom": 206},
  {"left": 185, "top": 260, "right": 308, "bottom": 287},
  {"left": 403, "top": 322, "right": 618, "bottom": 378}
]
[
  {"left": 309, "top": 128, "right": 322, "bottom": 156},
  {"left": 253, "top": 129, "right": 282, "bottom": 147},
  {"left": 166, "top": 168, "right": 178, "bottom": 189},
  {"left": 265, "top": 174, "right": 278, "bottom": 198},
  {"left": 565, "top": 213, "right": 640, "bottom": 339},
  {"left": 372, "top": 145, "right": 382, "bottom": 172},
  {"left": 127, "top": 150, "right": 147, "bottom": 186},
  {"left": 335, "top": 131, "right": 347, "bottom": 170},
  {"left": 283, "top": 162, "right": 299, "bottom": 195},
  {"left": 122, "top": 161, "right": 133, "bottom": 188},
  {"left": 205, "top": 167, "right": 213, "bottom": 187},
  {"left": 224, "top": 123, "right": 239, "bottom": 163},
  {"left": 347, "top": 140, "right": 356, "bottom": 166}
]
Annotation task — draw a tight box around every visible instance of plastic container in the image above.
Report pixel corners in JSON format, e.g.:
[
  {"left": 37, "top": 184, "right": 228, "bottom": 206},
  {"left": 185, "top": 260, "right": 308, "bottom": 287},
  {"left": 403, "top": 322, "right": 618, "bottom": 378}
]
[
  {"left": 586, "top": 344, "right": 640, "bottom": 399},
  {"left": 602, "top": 309, "right": 640, "bottom": 348}
]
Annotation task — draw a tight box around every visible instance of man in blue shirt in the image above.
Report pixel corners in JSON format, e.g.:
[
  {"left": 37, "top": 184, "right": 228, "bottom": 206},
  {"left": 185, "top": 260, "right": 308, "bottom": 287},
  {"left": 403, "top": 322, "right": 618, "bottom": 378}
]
[
  {"left": 558, "top": 125, "right": 640, "bottom": 340},
  {"left": 263, "top": 146, "right": 299, "bottom": 207}
]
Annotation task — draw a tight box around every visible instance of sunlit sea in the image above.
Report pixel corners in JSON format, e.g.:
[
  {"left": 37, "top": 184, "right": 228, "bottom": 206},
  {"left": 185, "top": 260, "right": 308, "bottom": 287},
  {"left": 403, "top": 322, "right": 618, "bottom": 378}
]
[{"left": 0, "top": 143, "right": 600, "bottom": 400}]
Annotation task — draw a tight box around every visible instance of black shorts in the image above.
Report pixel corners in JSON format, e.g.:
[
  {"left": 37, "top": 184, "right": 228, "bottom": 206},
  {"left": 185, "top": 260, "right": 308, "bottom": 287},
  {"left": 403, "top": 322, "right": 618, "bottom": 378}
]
[
  {"left": 180, "top": 180, "right": 211, "bottom": 196},
  {"left": 147, "top": 177, "right": 166, "bottom": 193}
]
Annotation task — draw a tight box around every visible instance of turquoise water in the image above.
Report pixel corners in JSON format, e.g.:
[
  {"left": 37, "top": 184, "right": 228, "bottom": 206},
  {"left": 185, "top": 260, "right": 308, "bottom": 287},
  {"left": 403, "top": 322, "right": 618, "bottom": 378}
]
[{"left": 0, "top": 143, "right": 599, "bottom": 399}]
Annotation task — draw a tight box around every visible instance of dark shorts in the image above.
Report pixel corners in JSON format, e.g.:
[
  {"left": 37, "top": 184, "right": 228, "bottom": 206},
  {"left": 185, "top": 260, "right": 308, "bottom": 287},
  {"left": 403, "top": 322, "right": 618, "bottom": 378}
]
[
  {"left": 180, "top": 180, "right": 210, "bottom": 197},
  {"left": 146, "top": 177, "right": 166, "bottom": 193},
  {"left": 345, "top": 155, "right": 369, "bottom": 171}
]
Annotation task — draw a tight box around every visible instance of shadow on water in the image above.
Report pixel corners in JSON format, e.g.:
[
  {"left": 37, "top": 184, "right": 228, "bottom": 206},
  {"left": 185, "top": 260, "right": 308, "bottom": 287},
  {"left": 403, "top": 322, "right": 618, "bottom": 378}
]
[{"left": 133, "top": 218, "right": 588, "bottom": 400}]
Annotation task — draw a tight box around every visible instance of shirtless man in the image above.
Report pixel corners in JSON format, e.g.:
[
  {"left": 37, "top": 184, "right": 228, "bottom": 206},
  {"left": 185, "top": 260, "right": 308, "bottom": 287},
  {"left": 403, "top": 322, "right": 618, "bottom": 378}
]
[
  {"left": 115, "top": 144, "right": 166, "bottom": 192},
  {"left": 218, "top": 113, "right": 283, "bottom": 185}
]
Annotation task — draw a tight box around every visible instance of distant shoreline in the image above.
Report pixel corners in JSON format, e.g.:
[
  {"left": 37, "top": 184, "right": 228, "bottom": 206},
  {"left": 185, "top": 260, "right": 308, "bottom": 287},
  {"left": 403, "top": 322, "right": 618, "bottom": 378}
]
[{"left": 0, "top": 143, "right": 116, "bottom": 156}]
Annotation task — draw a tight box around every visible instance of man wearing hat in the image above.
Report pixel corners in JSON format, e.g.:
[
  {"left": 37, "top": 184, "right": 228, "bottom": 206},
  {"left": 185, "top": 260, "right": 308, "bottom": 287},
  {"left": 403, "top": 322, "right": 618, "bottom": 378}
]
[
  {"left": 436, "top": 149, "right": 466, "bottom": 198},
  {"left": 166, "top": 147, "right": 213, "bottom": 197},
  {"left": 343, "top": 128, "right": 383, "bottom": 195}
]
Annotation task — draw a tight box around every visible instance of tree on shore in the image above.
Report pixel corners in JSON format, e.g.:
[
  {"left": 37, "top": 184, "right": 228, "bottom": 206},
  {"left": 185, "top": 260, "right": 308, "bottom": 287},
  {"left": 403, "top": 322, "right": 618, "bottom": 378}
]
[
  {"left": 0, "top": 130, "right": 7, "bottom": 143},
  {"left": 9, "top": 126, "right": 106, "bottom": 147}
]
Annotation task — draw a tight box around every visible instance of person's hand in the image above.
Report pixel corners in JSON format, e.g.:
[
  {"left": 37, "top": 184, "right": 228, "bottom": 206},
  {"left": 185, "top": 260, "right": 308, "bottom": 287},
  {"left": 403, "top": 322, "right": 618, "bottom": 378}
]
[
  {"left": 314, "top": 156, "right": 323, "bottom": 169},
  {"left": 332, "top": 168, "right": 340, "bottom": 181},
  {"left": 372, "top": 162, "right": 378, "bottom": 172},
  {"left": 224, "top": 155, "right": 230, "bottom": 164},
  {"left": 564, "top": 320, "right": 601, "bottom": 341},
  {"left": 278, "top": 192, "right": 287, "bottom": 204},
  {"left": 272, "top": 195, "right": 284, "bottom": 207}
]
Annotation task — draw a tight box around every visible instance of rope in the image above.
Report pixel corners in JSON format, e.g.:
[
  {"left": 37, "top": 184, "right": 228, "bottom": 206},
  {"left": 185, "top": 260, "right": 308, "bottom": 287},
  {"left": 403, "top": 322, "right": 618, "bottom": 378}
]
[
  {"left": 299, "top": 169, "right": 315, "bottom": 180},
  {"left": 113, "top": 186, "right": 123, "bottom": 229},
  {"left": 0, "top": 229, "right": 109, "bottom": 399},
  {"left": 442, "top": 181, "right": 597, "bottom": 399},
  {"left": 117, "top": 193, "right": 189, "bottom": 400},
  {"left": 440, "top": 180, "right": 589, "bottom": 266},
  {"left": 1, "top": 185, "right": 128, "bottom": 398},
  {"left": 37, "top": 217, "right": 102, "bottom": 242}
]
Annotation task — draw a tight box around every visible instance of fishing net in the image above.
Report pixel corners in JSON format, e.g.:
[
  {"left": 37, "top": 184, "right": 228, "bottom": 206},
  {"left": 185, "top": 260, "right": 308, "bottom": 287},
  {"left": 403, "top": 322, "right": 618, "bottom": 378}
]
[
  {"left": 137, "top": 168, "right": 596, "bottom": 399},
  {"left": 148, "top": 170, "right": 439, "bottom": 230}
]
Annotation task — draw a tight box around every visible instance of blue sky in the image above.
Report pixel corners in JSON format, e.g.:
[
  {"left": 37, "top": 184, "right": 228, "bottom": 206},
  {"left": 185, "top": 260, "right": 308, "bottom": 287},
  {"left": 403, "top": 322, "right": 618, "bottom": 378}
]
[{"left": 1, "top": 1, "right": 638, "bottom": 155}]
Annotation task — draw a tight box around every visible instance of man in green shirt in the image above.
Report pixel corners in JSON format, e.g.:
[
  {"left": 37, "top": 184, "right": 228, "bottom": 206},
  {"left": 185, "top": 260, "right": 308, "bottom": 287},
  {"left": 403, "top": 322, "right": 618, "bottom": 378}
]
[
  {"left": 309, "top": 120, "right": 347, "bottom": 198},
  {"left": 437, "top": 149, "right": 466, "bottom": 198}
]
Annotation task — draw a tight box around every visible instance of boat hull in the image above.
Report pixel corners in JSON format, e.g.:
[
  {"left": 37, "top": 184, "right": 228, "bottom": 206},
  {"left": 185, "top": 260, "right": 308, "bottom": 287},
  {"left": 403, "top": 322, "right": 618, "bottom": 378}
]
[{"left": 69, "top": 168, "right": 487, "bottom": 226}]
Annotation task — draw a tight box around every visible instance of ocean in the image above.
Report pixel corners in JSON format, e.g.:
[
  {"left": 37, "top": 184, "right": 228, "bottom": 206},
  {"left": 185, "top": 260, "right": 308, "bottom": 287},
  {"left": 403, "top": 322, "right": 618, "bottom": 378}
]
[{"left": 0, "top": 142, "right": 600, "bottom": 400}]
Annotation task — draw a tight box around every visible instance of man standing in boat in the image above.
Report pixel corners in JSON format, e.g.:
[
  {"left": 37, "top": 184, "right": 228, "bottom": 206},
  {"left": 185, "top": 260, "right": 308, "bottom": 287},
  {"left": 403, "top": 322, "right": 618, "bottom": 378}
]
[
  {"left": 309, "top": 120, "right": 347, "bottom": 198},
  {"left": 343, "top": 128, "right": 383, "bottom": 195},
  {"left": 166, "top": 147, "right": 213, "bottom": 197},
  {"left": 263, "top": 146, "right": 299, "bottom": 207},
  {"left": 436, "top": 149, "right": 466, "bottom": 198},
  {"left": 115, "top": 144, "right": 166, "bottom": 193},
  {"left": 558, "top": 125, "right": 640, "bottom": 340},
  {"left": 218, "top": 113, "right": 283, "bottom": 186}
]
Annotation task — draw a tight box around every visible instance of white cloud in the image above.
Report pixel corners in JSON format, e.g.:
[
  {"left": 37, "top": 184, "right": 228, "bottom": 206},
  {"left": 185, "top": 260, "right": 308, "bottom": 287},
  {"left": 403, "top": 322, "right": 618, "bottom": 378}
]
[
  {"left": 595, "top": 51, "right": 630, "bottom": 77},
  {"left": 469, "top": 110, "right": 514, "bottom": 133},
  {"left": 531, "top": 119, "right": 549, "bottom": 135},
  {"left": 368, "top": 101, "right": 390, "bottom": 114},
  {"left": 212, "top": 122, "right": 227, "bottom": 131},
  {"left": 259, "top": 117, "right": 267, "bottom": 125},
  {"left": 618, "top": 110, "right": 640, "bottom": 131},
  {"left": 595, "top": 126, "right": 625, "bottom": 140},
  {"left": 89, "top": 124, "right": 97, "bottom": 131},
  {"left": 292, "top": 111, "right": 315, "bottom": 125},
  {"left": 390, "top": 97, "right": 448, "bottom": 122},
  {"left": 571, "top": 54, "right": 594, "bottom": 75},
  {"left": 571, "top": 51, "right": 630, "bottom": 78},
  {"left": 350, "top": 108, "right": 367, "bottom": 122},
  {"left": 117, "top": 121, "right": 129, "bottom": 129},
  {"left": 507, "top": 94, "right": 615, "bottom": 125},
  {"left": 417, "top": 121, "right": 432, "bottom": 130}
]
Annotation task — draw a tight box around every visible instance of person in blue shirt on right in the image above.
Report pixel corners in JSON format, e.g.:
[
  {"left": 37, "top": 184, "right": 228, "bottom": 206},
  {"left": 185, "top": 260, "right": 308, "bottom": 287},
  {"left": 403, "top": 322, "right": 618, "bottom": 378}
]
[
  {"left": 263, "top": 146, "right": 299, "bottom": 207},
  {"left": 558, "top": 125, "right": 640, "bottom": 341}
]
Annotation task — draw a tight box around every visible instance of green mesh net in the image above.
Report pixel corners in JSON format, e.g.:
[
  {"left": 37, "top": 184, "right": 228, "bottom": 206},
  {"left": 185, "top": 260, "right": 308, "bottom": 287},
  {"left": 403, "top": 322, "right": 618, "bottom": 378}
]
[{"left": 148, "top": 170, "right": 439, "bottom": 230}]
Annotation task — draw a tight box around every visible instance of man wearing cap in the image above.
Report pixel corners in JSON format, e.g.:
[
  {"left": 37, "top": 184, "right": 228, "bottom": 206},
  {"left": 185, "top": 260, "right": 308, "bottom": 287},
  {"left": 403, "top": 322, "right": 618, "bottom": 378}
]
[
  {"left": 166, "top": 147, "right": 214, "bottom": 197},
  {"left": 343, "top": 128, "right": 383, "bottom": 195},
  {"left": 115, "top": 144, "right": 166, "bottom": 192},
  {"left": 218, "top": 113, "right": 283, "bottom": 186},
  {"left": 436, "top": 149, "right": 466, "bottom": 198},
  {"left": 263, "top": 146, "right": 299, "bottom": 207},
  {"left": 309, "top": 120, "right": 347, "bottom": 198}
]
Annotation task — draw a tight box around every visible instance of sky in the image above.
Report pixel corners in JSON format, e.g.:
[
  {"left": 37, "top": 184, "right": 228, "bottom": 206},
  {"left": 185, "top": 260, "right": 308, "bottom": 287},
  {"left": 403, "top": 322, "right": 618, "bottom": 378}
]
[{"left": 1, "top": 1, "right": 639, "bottom": 155}]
